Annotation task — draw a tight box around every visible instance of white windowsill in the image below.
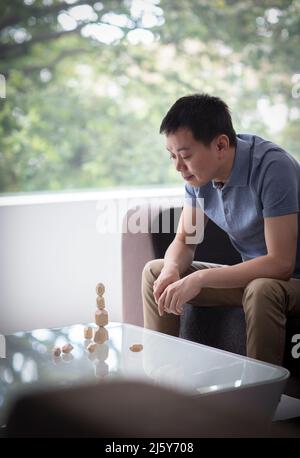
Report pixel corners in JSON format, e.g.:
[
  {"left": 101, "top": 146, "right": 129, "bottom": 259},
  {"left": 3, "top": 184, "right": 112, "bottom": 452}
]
[{"left": 0, "top": 186, "right": 184, "bottom": 207}]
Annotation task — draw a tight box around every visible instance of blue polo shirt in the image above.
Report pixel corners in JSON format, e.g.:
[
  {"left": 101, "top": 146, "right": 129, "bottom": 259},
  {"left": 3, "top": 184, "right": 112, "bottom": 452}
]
[{"left": 185, "top": 134, "right": 300, "bottom": 278}]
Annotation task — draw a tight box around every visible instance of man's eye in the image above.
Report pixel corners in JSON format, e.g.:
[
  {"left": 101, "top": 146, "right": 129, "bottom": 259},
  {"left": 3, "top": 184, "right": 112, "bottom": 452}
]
[
  {"left": 182, "top": 156, "right": 191, "bottom": 160},
  {"left": 169, "top": 155, "right": 175, "bottom": 160}
]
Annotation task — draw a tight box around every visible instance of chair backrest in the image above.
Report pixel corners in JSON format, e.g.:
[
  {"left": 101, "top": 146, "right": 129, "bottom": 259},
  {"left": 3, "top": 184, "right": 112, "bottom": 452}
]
[{"left": 152, "top": 207, "right": 242, "bottom": 265}]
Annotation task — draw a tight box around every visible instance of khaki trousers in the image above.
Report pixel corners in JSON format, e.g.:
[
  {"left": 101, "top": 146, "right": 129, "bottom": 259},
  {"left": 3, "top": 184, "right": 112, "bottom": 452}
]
[{"left": 142, "top": 259, "right": 300, "bottom": 365}]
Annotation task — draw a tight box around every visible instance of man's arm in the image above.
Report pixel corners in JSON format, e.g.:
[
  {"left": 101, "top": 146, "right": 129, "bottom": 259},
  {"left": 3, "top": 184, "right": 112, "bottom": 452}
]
[
  {"left": 153, "top": 204, "right": 207, "bottom": 311},
  {"left": 195, "top": 213, "right": 298, "bottom": 288},
  {"left": 163, "top": 204, "right": 207, "bottom": 275}
]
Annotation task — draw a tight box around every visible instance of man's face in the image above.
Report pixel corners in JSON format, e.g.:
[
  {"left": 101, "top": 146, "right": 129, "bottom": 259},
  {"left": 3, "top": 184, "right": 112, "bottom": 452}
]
[{"left": 166, "top": 127, "right": 220, "bottom": 187}]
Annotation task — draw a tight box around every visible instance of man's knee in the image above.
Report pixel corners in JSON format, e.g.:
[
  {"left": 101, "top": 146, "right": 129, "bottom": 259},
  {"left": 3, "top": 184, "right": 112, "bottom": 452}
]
[
  {"left": 142, "top": 259, "right": 164, "bottom": 282},
  {"left": 242, "top": 277, "right": 285, "bottom": 315}
]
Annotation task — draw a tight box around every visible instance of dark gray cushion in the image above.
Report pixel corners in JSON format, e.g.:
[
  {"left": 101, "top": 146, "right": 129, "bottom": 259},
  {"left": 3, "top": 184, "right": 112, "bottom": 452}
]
[{"left": 180, "top": 305, "right": 246, "bottom": 356}]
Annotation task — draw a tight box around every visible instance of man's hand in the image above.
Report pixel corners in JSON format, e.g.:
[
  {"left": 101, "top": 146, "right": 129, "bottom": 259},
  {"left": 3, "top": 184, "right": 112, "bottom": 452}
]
[
  {"left": 153, "top": 267, "right": 180, "bottom": 309},
  {"left": 157, "top": 272, "right": 202, "bottom": 317}
]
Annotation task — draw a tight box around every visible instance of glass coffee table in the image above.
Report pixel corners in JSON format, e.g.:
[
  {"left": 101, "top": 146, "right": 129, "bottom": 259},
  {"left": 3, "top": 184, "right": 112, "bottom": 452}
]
[{"left": 0, "top": 322, "right": 289, "bottom": 427}]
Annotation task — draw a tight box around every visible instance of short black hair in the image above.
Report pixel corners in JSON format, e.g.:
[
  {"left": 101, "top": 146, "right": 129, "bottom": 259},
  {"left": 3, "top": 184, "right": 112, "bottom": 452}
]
[{"left": 160, "top": 93, "right": 237, "bottom": 147}]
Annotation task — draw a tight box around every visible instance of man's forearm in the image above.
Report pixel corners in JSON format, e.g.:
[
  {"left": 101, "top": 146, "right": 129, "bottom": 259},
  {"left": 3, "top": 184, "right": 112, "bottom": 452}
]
[
  {"left": 196, "top": 255, "right": 293, "bottom": 289},
  {"left": 163, "top": 239, "right": 195, "bottom": 275}
]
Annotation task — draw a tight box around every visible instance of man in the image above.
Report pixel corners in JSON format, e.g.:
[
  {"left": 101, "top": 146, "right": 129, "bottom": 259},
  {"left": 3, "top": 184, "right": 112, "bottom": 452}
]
[{"left": 142, "top": 93, "right": 300, "bottom": 366}]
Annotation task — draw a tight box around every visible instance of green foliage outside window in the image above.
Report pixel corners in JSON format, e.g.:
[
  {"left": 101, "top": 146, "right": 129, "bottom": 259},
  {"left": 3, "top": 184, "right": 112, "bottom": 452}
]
[{"left": 0, "top": 0, "right": 300, "bottom": 193}]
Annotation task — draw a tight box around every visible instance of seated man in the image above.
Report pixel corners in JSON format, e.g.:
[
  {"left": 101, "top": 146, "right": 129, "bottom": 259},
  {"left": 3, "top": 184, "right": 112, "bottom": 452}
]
[{"left": 142, "top": 93, "right": 300, "bottom": 366}]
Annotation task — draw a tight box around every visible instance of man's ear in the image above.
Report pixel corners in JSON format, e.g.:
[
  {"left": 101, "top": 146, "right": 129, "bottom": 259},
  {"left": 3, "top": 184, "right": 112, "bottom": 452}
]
[{"left": 216, "top": 134, "right": 230, "bottom": 152}]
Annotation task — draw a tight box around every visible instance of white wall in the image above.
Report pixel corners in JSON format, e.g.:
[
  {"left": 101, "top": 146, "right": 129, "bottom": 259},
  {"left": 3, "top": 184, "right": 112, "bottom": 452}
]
[{"left": 0, "top": 188, "right": 182, "bottom": 334}]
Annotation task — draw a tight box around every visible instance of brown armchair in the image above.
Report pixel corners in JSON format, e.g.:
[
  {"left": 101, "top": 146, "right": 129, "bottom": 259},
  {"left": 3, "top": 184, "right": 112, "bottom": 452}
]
[{"left": 122, "top": 204, "right": 300, "bottom": 397}]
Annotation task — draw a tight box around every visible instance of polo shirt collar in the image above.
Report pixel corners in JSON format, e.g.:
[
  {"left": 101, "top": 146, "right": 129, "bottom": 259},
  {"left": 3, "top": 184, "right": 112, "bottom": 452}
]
[{"left": 212, "top": 136, "right": 251, "bottom": 189}]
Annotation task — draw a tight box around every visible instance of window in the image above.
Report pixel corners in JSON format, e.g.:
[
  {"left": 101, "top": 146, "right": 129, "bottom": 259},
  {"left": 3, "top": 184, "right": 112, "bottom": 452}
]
[{"left": 0, "top": 0, "right": 299, "bottom": 194}]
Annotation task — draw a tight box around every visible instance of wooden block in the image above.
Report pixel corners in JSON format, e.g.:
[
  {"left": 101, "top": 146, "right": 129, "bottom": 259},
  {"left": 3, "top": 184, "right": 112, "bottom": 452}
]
[
  {"left": 95, "top": 309, "right": 108, "bottom": 327},
  {"left": 62, "top": 343, "right": 73, "bottom": 353},
  {"left": 96, "top": 342, "right": 109, "bottom": 360},
  {"left": 84, "top": 326, "right": 93, "bottom": 339},
  {"left": 94, "top": 326, "right": 109, "bottom": 344},
  {"left": 95, "top": 361, "right": 109, "bottom": 378},
  {"left": 62, "top": 353, "right": 74, "bottom": 363},
  {"left": 87, "top": 342, "right": 97, "bottom": 353},
  {"left": 96, "top": 282, "right": 105, "bottom": 297},
  {"left": 96, "top": 296, "right": 105, "bottom": 309},
  {"left": 87, "top": 351, "right": 97, "bottom": 361},
  {"left": 52, "top": 347, "right": 61, "bottom": 357},
  {"left": 130, "top": 344, "right": 143, "bottom": 352}
]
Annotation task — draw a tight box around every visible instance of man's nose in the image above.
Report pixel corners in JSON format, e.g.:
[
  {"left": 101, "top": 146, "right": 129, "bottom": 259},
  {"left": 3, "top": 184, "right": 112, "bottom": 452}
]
[{"left": 175, "top": 156, "right": 186, "bottom": 172}]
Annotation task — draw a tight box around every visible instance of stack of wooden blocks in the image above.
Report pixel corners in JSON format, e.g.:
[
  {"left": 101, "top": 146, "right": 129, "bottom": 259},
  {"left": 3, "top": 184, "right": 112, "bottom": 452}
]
[{"left": 85, "top": 282, "right": 109, "bottom": 352}]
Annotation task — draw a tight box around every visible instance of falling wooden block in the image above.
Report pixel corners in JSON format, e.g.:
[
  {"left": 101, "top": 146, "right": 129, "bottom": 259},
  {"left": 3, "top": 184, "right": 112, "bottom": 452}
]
[
  {"left": 52, "top": 347, "right": 61, "bottom": 357},
  {"left": 96, "top": 282, "right": 105, "bottom": 297},
  {"left": 95, "top": 309, "right": 108, "bottom": 327},
  {"left": 87, "top": 342, "right": 97, "bottom": 353},
  {"left": 94, "top": 326, "right": 109, "bottom": 344},
  {"left": 96, "top": 296, "right": 105, "bottom": 310},
  {"left": 84, "top": 326, "right": 93, "bottom": 339},
  {"left": 130, "top": 344, "right": 143, "bottom": 352},
  {"left": 62, "top": 343, "right": 73, "bottom": 354}
]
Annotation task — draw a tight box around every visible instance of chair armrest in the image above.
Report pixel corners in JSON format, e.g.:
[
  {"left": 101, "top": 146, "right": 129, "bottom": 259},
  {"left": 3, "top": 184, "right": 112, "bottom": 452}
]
[
  {"left": 121, "top": 205, "right": 162, "bottom": 326},
  {"left": 122, "top": 204, "right": 182, "bottom": 325}
]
